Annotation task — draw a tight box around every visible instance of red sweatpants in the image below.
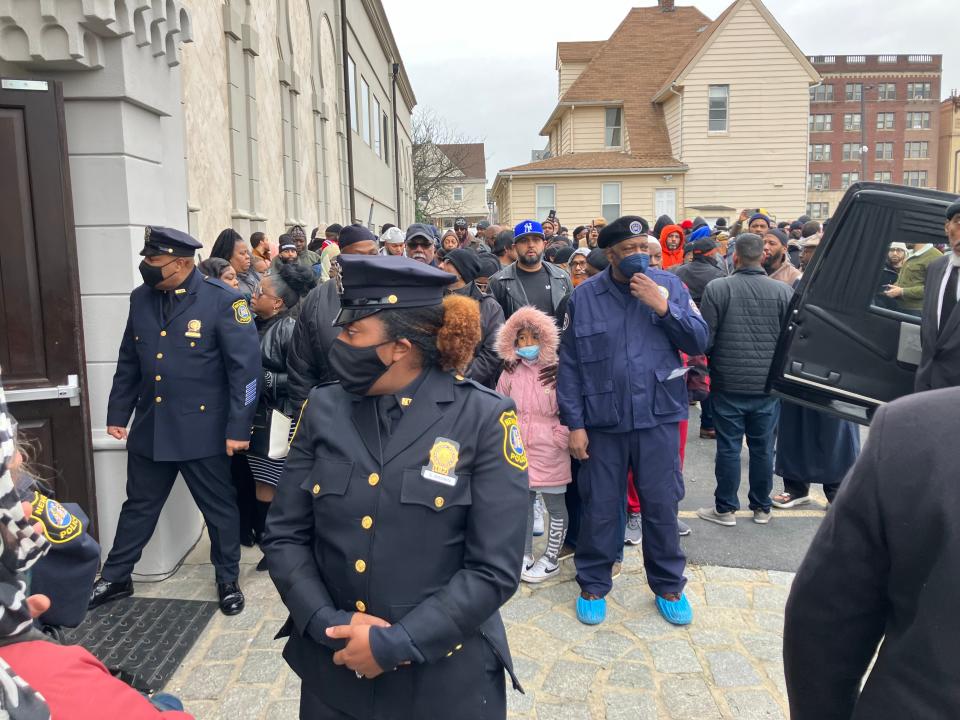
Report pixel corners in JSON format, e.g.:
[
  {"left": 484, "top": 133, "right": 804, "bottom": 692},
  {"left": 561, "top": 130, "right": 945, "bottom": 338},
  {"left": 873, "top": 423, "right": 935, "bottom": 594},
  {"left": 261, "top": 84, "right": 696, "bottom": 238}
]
[{"left": 627, "top": 420, "right": 687, "bottom": 514}]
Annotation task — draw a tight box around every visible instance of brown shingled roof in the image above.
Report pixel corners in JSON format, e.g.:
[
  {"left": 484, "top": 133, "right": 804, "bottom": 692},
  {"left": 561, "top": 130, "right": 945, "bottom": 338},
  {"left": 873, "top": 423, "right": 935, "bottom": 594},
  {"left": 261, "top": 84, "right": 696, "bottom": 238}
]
[
  {"left": 554, "top": 5, "right": 712, "bottom": 169},
  {"left": 653, "top": 2, "right": 734, "bottom": 101},
  {"left": 437, "top": 143, "right": 486, "bottom": 180},
  {"left": 502, "top": 151, "right": 685, "bottom": 173},
  {"left": 557, "top": 41, "right": 605, "bottom": 64}
]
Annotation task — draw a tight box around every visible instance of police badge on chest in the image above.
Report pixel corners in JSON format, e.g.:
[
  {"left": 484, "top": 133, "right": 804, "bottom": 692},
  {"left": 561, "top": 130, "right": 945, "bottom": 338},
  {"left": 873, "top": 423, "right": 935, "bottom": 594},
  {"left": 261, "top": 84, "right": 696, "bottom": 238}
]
[{"left": 422, "top": 437, "right": 460, "bottom": 486}]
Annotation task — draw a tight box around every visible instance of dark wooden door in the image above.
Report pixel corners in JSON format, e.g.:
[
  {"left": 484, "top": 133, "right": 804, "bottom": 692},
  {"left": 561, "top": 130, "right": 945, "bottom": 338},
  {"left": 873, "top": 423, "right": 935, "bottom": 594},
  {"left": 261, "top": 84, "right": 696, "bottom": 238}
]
[{"left": 0, "top": 79, "right": 96, "bottom": 531}]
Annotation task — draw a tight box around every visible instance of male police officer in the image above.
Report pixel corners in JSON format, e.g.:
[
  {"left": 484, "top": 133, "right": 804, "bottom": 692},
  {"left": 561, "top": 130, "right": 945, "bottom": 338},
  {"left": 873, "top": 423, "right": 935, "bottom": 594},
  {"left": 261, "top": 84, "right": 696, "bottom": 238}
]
[
  {"left": 90, "top": 227, "right": 261, "bottom": 615},
  {"left": 557, "top": 216, "right": 708, "bottom": 627}
]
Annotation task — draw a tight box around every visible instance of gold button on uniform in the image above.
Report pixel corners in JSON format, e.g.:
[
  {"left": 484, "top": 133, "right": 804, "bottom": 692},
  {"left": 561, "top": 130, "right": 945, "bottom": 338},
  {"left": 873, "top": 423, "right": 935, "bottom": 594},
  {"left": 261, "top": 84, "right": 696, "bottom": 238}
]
[
  {"left": 155, "top": 375, "right": 161, "bottom": 381},
  {"left": 455, "top": 643, "right": 463, "bottom": 650},
  {"left": 355, "top": 559, "right": 366, "bottom": 573},
  {"left": 312, "top": 484, "right": 320, "bottom": 495},
  {"left": 190, "top": 341, "right": 196, "bottom": 348},
  {"left": 160, "top": 330, "right": 167, "bottom": 337},
  {"left": 368, "top": 473, "right": 380, "bottom": 486},
  {"left": 387, "top": 294, "right": 398, "bottom": 304},
  {"left": 355, "top": 600, "right": 366, "bottom": 612},
  {"left": 155, "top": 396, "right": 162, "bottom": 403},
  {"left": 156, "top": 352, "right": 163, "bottom": 359},
  {"left": 200, "top": 405, "right": 206, "bottom": 412},
  {"left": 361, "top": 516, "right": 373, "bottom": 530},
  {"left": 434, "top": 497, "right": 444, "bottom": 508}
]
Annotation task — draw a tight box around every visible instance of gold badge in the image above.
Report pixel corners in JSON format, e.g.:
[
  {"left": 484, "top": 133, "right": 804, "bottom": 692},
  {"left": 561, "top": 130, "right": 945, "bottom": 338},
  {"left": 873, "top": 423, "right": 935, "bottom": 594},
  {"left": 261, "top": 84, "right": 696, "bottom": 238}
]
[
  {"left": 499, "top": 410, "right": 528, "bottom": 471},
  {"left": 185, "top": 319, "right": 202, "bottom": 338},
  {"left": 400, "top": 397, "right": 412, "bottom": 407},
  {"left": 421, "top": 438, "right": 460, "bottom": 486},
  {"left": 233, "top": 299, "right": 252, "bottom": 324}
]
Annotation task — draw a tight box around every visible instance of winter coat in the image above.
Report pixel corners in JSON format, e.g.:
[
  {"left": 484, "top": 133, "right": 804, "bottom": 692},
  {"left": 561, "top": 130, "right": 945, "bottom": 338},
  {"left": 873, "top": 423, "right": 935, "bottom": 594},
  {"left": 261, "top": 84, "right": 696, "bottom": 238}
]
[
  {"left": 659, "top": 224, "right": 686, "bottom": 269},
  {"left": 487, "top": 261, "right": 573, "bottom": 322},
  {"left": 671, "top": 254, "right": 727, "bottom": 305},
  {"left": 494, "top": 306, "right": 570, "bottom": 489},
  {"left": 453, "top": 282, "right": 504, "bottom": 389},
  {"left": 286, "top": 279, "right": 341, "bottom": 408}
]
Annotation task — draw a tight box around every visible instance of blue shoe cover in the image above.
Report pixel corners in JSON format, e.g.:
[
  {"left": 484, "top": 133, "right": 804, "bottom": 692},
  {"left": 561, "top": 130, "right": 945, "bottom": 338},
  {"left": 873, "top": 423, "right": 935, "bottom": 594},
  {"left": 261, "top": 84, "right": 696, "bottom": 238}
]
[
  {"left": 656, "top": 593, "right": 692, "bottom": 625},
  {"left": 576, "top": 595, "right": 606, "bottom": 625}
]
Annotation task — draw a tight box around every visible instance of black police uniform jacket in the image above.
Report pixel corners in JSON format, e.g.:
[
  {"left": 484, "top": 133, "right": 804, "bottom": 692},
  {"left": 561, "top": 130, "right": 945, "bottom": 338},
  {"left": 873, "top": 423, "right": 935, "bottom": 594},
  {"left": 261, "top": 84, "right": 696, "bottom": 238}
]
[
  {"left": 106, "top": 269, "right": 262, "bottom": 462},
  {"left": 263, "top": 367, "right": 529, "bottom": 719}
]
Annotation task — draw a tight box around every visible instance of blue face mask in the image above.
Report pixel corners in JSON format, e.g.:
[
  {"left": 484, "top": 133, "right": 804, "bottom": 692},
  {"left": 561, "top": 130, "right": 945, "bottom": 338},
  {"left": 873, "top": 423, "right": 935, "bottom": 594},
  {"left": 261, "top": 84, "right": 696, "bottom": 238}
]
[
  {"left": 618, "top": 252, "right": 650, "bottom": 277},
  {"left": 516, "top": 345, "right": 540, "bottom": 361}
]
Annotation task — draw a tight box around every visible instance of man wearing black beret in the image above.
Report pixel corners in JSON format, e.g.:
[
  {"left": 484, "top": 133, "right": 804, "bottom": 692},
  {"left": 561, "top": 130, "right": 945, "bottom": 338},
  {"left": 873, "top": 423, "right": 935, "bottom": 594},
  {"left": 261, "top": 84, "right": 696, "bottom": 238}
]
[
  {"left": 557, "top": 215, "right": 708, "bottom": 627},
  {"left": 914, "top": 198, "right": 960, "bottom": 391}
]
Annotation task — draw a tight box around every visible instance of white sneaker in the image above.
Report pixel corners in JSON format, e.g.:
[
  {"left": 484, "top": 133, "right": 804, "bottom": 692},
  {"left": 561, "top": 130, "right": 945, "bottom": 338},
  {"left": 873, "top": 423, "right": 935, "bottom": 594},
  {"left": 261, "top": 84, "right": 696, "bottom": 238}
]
[
  {"left": 533, "top": 495, "right": 545, "bottom": 536},
  {"left": 753, "top": 509, "right": 772, "bottom": 525},
  {"left": 696, "top": 507, "right": 737, "bottom": 526},
  {"left": 624, "top": 512, "right": 642, "bottom": 545},
  {"left": 521, "top": 554, "right": 534, "bottom": 576},
  {"left": 522, "top": 556, "right": 559, "bottom": 584}
]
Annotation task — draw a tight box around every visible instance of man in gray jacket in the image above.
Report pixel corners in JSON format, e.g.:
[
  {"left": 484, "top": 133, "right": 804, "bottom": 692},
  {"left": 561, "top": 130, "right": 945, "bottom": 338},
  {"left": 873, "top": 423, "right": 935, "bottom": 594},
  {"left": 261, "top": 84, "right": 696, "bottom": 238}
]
[{"left": 695, "top": 234, "right": 793, "bottom": 526}]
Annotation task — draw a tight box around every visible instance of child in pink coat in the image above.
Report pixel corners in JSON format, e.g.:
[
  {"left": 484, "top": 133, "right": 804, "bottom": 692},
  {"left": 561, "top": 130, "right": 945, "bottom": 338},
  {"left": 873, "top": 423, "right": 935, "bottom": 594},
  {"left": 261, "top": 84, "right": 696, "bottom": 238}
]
[{"left": 495, "top": 306, "right": 571, "bottom": 583}]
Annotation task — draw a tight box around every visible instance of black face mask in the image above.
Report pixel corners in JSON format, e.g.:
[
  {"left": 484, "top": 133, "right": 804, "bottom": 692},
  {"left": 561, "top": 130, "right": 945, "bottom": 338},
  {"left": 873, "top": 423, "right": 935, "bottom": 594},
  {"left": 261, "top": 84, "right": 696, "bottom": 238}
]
[
  {"left": 139, "top": 258, "right": 177, "bottom": 288},
  {"left": 328, "top": 338, "right": 395, "bottom": 396}
]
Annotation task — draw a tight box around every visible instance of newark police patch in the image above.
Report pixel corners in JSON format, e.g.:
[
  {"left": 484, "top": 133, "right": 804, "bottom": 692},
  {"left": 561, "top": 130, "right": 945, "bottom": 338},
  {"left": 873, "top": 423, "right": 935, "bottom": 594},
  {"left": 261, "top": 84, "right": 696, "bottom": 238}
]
[
  {"left": 30, "top": 492, "right": 83, "bottom": 544},
  {"left": 233, "top": 298, "right": 252, "bottom": 324},
  {"left": 499, "top": 410, "right": 528, "bottom": 471}
]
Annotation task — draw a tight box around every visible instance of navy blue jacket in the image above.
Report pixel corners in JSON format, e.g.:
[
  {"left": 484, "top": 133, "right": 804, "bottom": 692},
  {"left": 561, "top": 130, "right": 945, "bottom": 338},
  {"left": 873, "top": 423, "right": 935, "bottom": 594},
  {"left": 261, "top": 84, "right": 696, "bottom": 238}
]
[
  {"left": 557, "top": 266, "right": 708, "bottom": 432},
  {"left": 106, "top": 268, "right": 262, "bottom": 461}
]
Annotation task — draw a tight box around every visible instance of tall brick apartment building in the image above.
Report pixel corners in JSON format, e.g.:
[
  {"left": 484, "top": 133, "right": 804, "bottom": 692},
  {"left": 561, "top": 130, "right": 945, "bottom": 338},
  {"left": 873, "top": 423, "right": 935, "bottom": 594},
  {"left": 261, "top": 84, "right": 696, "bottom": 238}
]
[{"left": 806, "top": 54, "right": 941, "bottom": 220}]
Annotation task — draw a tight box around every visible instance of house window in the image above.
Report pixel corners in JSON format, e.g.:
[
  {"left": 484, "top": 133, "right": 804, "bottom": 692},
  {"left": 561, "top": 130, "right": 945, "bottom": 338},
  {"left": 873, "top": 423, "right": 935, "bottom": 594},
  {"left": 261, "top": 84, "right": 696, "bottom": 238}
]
[
  {"left": 808, "top": 173, "right": 831, "bottom": 190},
  {"left": 360, "top": 76, "right": 371, "bottom": 145},
  {"left": 873, "top": 171, "right": 892, "bottom": 183},
  {"left": 810, "top": 84, "right": 834, "bottom": 102},
  {"left": 906, "top": 82, "right": 931, "bottom": 100},
  {"left": 347, "top": 55, "right": 358, "bottom": 132},
  {"left": 372, "top": 97, "right": 382, "bottom": 156},
  {"left": 809, "top": 114, "right": 832, "bottom": 132},
  {"left": 906, "top": 111, "right": 931, "bottom": 129},
  {"left": 878, "top": 83, "right": 896, "bottom": 100},
  {"left": 382, "top": 112, "right": 390, "bottom": 164},
  {"left": 708, "top": 85, "right": 729, "bottom": 132},
  {"left": 845, "top": 83, "right": 862, "bottom": 101},
  {"left": 841, "top": 143, "right": 859, "bottom": 161},
  {"left": 453, "top": 186, "right": 463, "bottom": 202},
  {"left": 601, "top": 183, "right": 621, "bottom": 223},
  {"left": 535, "top": 184, "right": 555, "bottom": 221},
  {"left": 876, "top": 112, "right": 895, "bottom": 130},
  {"left": 875, "top": 142, "right": 894, "bottom": 160},
  {"left": 840, "top": 172, "right": 860, "bottom": 189},
  {"left": 903, "top": 170, "right": 928, "bottom": 187},
  {"left": 806, "top": 202, "right": 829, "bottom": 220},
  {"left": 604, "top": 107, "right": 623, "bottom": 147},
  {"left": 808, "top": 144, "right": 831, "bottom": 161},
  {"left": 843, "top": 113, "right": 862, "bottom": 131},
  {"left": 904, "top": 141, "right": 929, "bottom": 159}
]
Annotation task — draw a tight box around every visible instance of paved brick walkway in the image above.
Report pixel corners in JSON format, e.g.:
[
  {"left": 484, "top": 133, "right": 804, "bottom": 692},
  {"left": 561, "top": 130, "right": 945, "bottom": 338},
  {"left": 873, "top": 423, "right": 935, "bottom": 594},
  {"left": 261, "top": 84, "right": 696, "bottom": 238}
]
[{"left": 138, "top": 536, "right": 792, "bottom": 719}]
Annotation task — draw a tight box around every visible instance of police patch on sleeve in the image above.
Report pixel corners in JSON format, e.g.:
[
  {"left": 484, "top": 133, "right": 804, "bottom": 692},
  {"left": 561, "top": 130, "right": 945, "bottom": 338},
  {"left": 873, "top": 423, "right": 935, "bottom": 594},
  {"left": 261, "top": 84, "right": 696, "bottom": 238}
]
[
  {"left": 232, "top": 299, "right": 252, "bottom": 324},
  {"left": 30, "top": 492, "right": 83, "bottom": 544},
  {"left": 499, "top": 410, "right": 528, "bottom": 471}
]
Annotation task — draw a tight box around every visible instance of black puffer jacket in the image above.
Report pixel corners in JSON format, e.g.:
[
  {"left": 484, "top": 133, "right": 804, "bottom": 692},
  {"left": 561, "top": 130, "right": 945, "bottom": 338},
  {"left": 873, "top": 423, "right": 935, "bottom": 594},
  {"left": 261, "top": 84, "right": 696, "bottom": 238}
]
[
  {"left": 254, "top": 313, "right": 297, "bottom": 433},
  {"left": 699, "top": 267, "right": 793, "bottom": 395},
  {"left": 671, "top": 255, "right": 728, "bottom": 305},
  {"left": 454, "top": 282, "right": 504, "bottom": 389},
  {"left": 286, "top": 280, "right": 341, "bottom": 409}
]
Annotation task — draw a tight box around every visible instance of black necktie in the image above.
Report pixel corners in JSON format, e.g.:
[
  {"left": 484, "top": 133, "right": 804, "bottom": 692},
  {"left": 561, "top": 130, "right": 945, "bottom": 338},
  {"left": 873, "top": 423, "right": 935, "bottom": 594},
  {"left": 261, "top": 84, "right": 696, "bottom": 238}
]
[
  {"left": 162, "top": 292, "right": 175, "bottom": 324},
  {"left": 377, "top": 395, "right": 402, "bottom": 439},
  {"left": 940, "top": 266, "right": 958, "bottom": 334}
]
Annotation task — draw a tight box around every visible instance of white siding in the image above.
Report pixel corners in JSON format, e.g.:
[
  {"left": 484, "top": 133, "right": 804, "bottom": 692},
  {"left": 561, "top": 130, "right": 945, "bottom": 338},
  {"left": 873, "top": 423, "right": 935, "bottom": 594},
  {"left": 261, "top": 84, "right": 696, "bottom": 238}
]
[
  {"left": 573, "top": 106, "right": 611, "bottom": 152},
  {"left": 678, "top": 0, "right": 810, "bottom": 218},
  {"left": 663, "top": 93, "right": 682, "bottom": 160},
  {"left": 559, "top": 61, "right": 588, "bottom": 97}
]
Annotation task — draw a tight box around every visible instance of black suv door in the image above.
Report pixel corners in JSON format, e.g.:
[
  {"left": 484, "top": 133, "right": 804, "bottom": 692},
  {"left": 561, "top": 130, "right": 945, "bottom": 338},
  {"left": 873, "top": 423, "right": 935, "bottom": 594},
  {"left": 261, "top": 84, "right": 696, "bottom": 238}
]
[{"left": 768, "top": 182, "right": 956, "bottom": 424}]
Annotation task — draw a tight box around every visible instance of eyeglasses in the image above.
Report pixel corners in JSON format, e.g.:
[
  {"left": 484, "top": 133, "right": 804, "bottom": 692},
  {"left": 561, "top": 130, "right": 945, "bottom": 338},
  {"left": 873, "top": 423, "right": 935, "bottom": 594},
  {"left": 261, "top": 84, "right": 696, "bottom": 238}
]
[
  {"left": 406, "top": 239, "right": 433, "bottom": 249},
  {"left": 253, "top": 284, "right": 280, "bottom": 301}
]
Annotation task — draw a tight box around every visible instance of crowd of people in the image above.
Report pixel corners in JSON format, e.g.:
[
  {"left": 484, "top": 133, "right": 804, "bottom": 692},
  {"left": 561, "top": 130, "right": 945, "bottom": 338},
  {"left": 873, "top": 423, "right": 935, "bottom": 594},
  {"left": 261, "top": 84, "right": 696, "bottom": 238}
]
[{"left": 2, "top": 196, "right": 958, "bottom": 719}]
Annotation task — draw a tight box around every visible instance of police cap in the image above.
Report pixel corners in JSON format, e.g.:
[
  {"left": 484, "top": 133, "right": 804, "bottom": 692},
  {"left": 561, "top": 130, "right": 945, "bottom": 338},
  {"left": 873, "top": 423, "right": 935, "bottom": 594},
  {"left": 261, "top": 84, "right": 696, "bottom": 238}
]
[
  {"left": 140, "top": 226, "right": 202, "bottom": 257},
  {"left": 597, "top": 216, "right": 650, "bottom": 249},
  {"left": 334, "top": 255, "right": 457, "bottom": 326},
  {"left": 947, "top": 200, "right": 960, "bottom": 222}
]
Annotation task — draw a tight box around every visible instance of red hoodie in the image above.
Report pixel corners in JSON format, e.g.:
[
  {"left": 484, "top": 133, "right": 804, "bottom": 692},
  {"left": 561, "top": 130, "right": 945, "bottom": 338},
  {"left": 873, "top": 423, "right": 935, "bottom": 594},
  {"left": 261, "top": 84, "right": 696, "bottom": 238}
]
[{"left": 659, "top": 224, "right": 686, "bottom": 269}]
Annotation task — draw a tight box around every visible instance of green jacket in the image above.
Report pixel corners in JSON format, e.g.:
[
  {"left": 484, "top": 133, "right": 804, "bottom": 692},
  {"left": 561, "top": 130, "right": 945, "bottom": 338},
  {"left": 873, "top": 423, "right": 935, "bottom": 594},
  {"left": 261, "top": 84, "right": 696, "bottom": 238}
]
[
  {"left": 271, "top": 250, "right": 321, "bottom": 275},
  {"left": 897, "top": 246, "right": 943, "bottom": 310}
]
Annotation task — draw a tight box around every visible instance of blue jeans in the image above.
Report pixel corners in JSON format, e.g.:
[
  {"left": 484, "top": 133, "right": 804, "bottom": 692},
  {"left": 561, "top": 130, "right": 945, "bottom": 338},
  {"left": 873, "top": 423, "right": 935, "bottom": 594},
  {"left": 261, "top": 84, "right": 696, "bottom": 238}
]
[
  {"left": 711, "top": 392, "right": 780, "bottom": 513},
  {"left": 700, "top": 394, "right": 715, "bottom": 430}
]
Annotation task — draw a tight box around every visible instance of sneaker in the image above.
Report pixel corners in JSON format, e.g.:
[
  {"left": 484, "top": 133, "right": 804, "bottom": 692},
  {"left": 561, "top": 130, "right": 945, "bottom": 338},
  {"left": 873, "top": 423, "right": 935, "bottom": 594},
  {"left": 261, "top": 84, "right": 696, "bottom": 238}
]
[
  {"left": 521, "top": 554, "right": 534, "bottom": 575},
  {"left": 677, "top": 519, "right": 692, "bottom": 536},
  {"left": 532, "top": 495, "right": 545, "bottom": 536},
  {"left": 521, "top": 556, "right": 560, "bottom": 584},
  {"left": 771, "top": 492, "right": 811, "bottom": 509},
  {"left": 624, "top": 512, "right": 642, "bottom": 545},
  {"left": 753, "top": 509, "right": 771, "bottom": 525},
  {"left": 696, "top": 507, "right": 737, "bottom": 526},
  {"left": 612, "top": 562, "right": 622, "bottom": 579},
  {"left": 699, "top": 427, "right": 716, "bottom": 439},
  {"left": 656, "top": 592, "right": 693, "bottom": 625},
  {"left": 576, "top": 595, "right": 607, "bottom": 625}
]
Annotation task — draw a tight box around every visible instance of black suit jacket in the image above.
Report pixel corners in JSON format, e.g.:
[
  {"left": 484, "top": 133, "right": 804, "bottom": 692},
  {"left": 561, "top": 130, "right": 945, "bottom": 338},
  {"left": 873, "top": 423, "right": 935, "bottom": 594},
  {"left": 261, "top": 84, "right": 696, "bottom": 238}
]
[
  {"left": 915, "top": 255, "right": 960, "bottom": 391},
  {"left": 783, "top": 387, "right": 960, "bottom": 719},
  {"left": 263, "top": 368, "right": 528, "bottom": 719}
]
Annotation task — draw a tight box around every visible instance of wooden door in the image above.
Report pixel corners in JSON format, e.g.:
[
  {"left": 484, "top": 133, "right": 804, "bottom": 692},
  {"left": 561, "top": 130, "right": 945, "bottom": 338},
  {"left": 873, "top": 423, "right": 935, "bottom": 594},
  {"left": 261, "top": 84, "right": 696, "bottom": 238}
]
[{"left": 0, "top": 78, "right": 96, "bottom": 531}]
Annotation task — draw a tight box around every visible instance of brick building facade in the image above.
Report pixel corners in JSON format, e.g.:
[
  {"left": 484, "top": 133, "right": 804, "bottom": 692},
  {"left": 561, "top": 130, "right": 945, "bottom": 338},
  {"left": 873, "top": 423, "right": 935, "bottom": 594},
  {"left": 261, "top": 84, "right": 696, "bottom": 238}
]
[{"left": 806, "top": 54, "right": 941, "bottom": 219}]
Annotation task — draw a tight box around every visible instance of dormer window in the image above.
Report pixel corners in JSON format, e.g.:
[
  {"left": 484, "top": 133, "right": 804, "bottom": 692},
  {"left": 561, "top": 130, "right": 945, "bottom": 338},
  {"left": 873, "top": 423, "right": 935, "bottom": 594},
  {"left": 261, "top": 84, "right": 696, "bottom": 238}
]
[{"left": 605, "top": 107, "right": 622, "bottom": 147}]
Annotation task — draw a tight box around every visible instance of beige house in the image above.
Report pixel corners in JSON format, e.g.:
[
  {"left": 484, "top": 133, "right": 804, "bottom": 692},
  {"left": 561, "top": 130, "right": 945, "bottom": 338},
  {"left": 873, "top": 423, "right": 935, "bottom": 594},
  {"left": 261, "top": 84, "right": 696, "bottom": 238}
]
[
  {"left": 939, "top": 94, "right": 960, "bottom": 193},
  {"left": 422, "top": 142, "right": 489, "bottom": 228},
  {"left": 493, "top": 0, "right": 819, "bottom": 228}
]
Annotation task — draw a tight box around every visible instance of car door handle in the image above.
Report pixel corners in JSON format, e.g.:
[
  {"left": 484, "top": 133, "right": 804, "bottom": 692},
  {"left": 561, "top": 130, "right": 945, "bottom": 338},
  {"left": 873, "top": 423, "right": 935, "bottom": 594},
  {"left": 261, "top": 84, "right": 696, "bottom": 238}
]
[{"left": 790, "top": 362, "right": 840, "bottom": 385}]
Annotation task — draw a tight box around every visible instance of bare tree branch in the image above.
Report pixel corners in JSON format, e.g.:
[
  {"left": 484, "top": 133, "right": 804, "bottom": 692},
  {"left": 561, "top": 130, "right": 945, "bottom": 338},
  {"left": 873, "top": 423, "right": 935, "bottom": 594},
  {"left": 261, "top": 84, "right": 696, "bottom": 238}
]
[{"left": 412, "top": 108, "right": 479, "bottom": 223}]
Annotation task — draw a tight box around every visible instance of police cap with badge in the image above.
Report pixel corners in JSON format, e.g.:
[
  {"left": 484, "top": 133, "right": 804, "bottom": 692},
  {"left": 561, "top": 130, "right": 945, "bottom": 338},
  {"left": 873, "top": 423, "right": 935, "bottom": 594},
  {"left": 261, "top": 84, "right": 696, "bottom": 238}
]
[
  {"left": 140, "top": 226, "right": 202, "bottom": 257},
  {"left": 334, "top": 254, "right": 457, "bottom": 326},
  {"left": 597, "top": 216, "right": 650, "bottom": 248}
]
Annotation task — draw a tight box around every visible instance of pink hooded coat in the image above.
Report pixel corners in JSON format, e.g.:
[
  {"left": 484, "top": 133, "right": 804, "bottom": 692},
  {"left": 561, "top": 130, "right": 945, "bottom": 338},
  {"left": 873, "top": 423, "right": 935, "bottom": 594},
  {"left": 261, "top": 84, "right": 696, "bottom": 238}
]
[{"left": 495, "top": 306, "right": 571, "bottom": 488}]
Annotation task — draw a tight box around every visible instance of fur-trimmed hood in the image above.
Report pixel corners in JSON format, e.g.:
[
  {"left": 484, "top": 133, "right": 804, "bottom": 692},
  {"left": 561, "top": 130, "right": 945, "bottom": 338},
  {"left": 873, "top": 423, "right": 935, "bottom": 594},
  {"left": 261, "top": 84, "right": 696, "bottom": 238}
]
[{"left": 494, "top": 305, "right": 560, "bottom": 365}]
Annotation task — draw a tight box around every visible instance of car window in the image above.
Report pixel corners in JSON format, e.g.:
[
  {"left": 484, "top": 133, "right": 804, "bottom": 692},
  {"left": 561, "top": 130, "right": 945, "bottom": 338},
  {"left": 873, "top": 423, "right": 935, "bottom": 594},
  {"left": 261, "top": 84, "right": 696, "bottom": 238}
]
[{"left": 870, "top": 240, "right": 922, "bottom": 320}]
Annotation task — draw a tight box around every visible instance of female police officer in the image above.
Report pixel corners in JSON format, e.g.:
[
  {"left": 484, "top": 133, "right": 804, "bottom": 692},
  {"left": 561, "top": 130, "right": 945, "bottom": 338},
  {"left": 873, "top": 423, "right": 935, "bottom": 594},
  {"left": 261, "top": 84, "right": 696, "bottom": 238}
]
[{"left": 263, "top": 254, "right": 528, "bottom": 720}]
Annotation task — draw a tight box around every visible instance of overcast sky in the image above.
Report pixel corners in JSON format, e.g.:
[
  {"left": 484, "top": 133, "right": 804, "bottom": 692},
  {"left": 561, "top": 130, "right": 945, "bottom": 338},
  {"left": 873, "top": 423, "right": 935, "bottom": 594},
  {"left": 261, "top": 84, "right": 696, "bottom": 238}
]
[{"left": 382, "top": 0, "right": 956, "bottom": 184}]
